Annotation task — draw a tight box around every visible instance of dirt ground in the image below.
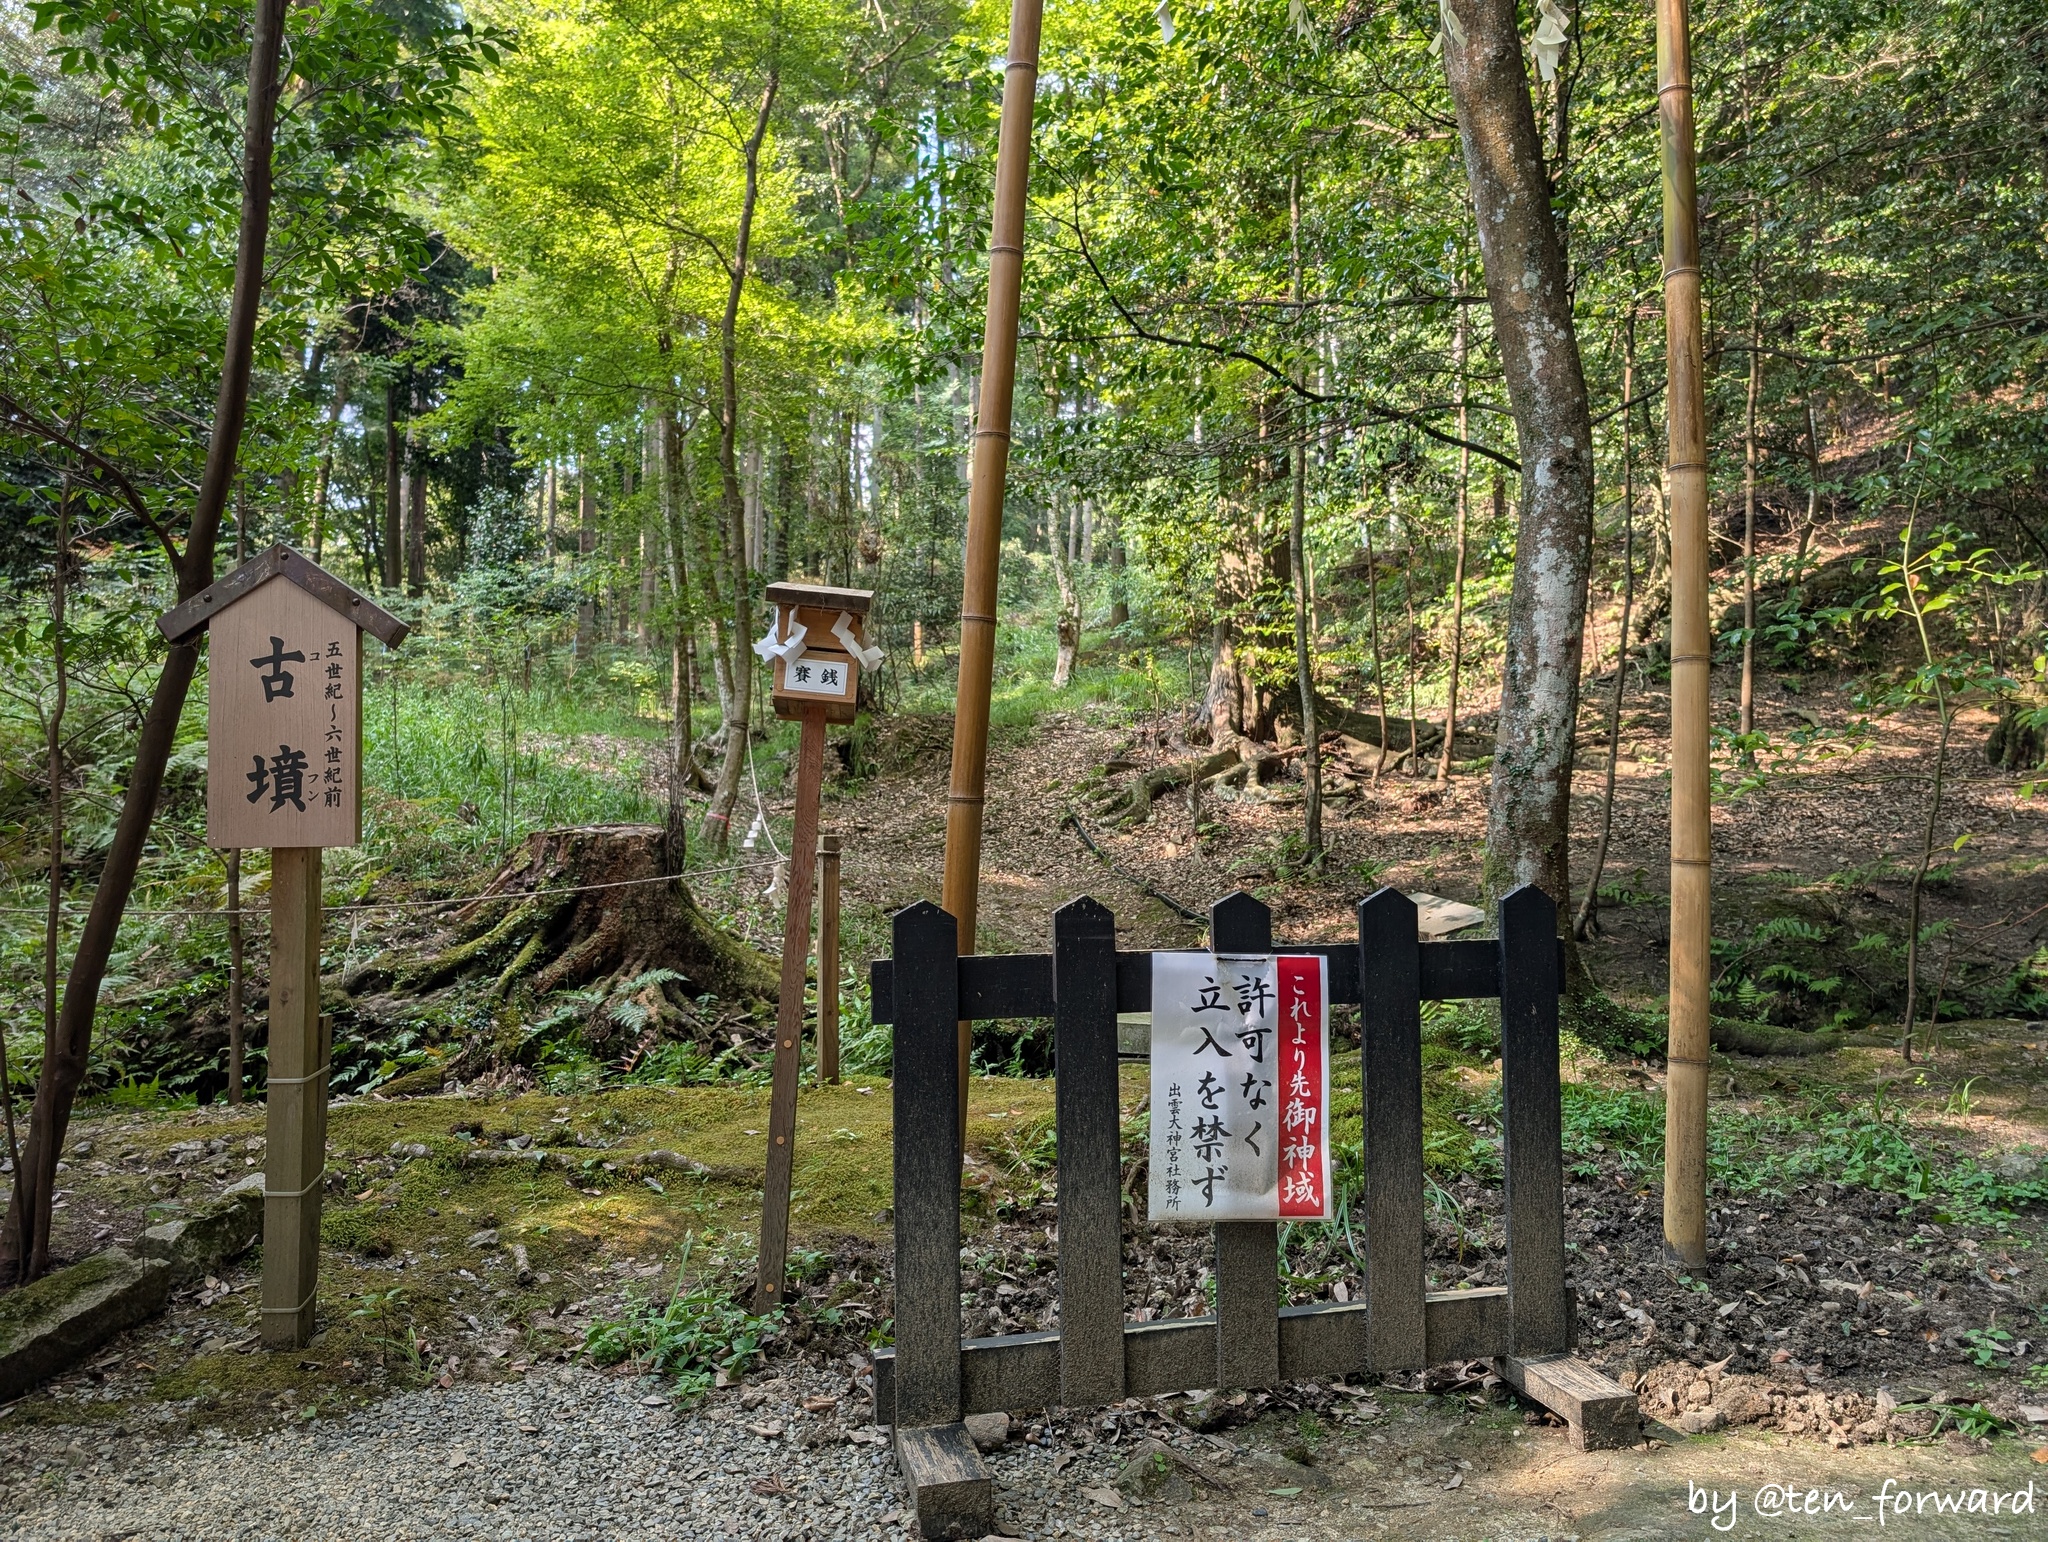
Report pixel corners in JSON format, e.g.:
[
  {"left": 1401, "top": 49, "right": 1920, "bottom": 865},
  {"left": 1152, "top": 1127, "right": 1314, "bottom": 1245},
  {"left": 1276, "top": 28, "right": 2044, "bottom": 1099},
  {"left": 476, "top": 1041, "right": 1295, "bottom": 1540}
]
[{"left": 828, "top": 673, "right": 2043, "bottom": 1012}]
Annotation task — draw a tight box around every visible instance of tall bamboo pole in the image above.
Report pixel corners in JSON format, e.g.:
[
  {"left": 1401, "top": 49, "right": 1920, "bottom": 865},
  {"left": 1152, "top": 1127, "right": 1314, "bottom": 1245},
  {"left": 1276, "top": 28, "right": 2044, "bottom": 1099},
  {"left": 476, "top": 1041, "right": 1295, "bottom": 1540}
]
[
  {"left": 1659, "top": 0, "right": 1712, "bottom": 1267},
  {"left": 941, "top": 0, "right": 1043, "bottom": 1134}
]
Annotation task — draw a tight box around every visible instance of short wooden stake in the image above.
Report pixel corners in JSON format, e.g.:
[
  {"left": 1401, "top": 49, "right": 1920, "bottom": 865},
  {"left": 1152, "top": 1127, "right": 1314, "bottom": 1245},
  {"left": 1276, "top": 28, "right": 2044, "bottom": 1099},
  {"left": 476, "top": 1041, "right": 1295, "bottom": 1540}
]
[
  {"left": 818, "top": 832, "right": 841, "bottom": 1085},
  {"left": 755, "top": 703, "right": 828, "bottom": 1311},
  {"left": 261, "top": 846, "right": 325, "bottom": 1349}
]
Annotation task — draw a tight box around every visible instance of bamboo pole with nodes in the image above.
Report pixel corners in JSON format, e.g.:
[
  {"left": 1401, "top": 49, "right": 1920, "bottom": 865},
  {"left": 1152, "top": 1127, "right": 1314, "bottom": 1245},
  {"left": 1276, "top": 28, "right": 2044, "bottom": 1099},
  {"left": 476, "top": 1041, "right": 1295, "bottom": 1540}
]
[
  {"left": 941, "top": 0, "right": 1043, "bottom": 1142},
  {"left": 1658, "top": 0, "right": 1713, "bottom": 1268}
]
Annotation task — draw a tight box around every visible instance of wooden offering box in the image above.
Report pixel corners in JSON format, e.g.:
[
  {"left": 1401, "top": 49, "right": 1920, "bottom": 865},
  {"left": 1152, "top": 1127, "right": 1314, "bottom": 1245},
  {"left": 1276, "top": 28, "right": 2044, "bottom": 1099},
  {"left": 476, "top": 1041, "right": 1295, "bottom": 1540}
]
[{"left": 764, "top": 581, "right": 874, "bottom": 724}]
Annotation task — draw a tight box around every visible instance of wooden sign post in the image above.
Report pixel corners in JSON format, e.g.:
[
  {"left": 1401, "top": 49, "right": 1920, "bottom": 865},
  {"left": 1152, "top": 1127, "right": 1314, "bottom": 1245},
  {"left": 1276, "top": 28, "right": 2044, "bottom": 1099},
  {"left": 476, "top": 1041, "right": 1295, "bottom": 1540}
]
[
  {"left": 159, "top": 545, "right": 407, "bottom": 1349},
  {"left": 753, "top": 582, "right": 875, "bottom": 1310}
]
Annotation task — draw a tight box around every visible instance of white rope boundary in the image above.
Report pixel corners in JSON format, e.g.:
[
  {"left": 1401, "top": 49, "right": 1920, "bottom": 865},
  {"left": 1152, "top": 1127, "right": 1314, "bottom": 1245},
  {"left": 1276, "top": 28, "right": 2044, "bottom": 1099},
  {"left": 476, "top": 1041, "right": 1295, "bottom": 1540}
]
[{"left": 0, "top": 854, "right": 791, "bottom": 920}]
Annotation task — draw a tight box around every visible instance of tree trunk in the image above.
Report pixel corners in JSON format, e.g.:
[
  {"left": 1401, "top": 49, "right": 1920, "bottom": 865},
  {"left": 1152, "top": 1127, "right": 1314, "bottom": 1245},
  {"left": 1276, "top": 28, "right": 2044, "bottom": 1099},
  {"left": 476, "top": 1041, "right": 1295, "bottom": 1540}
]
[
  {"left": 1577, "top": 316, "right": 1638, "bottom": 941},
  {"left": 26, "top": 477, "right": 69, "bottom": 1191},
  {"left": 2, "top": 0, "right": 289, "bottom": 1282},
  {"left": 1439, "top": 302, "right": 1473, "bottom": 783},
  {"left": 575, "top": 472, "right": 597, "bottom": 658},
  {"left": 638, "top": 529, "right": 658, "bottom": 654},
  {"left": 1364, "top": 514, "right": 1389, "bottom": 780},
  {"left": 309, "top": 365, "right": 348, "bottom": 564},
  {"left": 1739, "top": 292, "right": 1761, "bottom": 737},
  {"left": 1442, "top": 0, "right": 1597, "bottom": 910},
  {"left": 701, "top": 75, "right": 779, "bottom": 854},
  {"left": 1791, "top": 394, "right": 1822, "bottom": 593},
  {"left": 1898, "top": 514, "right": 1949, "bottom": 1061},
  {"left": 1290, "top": 431, "right": 1321, "bottom": 854},
  {"left": 381, "top": 376, "right": 402, "bottom": 589},
  {"left": 1401, "top": 552, "right": 1421, "bottom": 775},
  {"left": 404, "top": 420, "right": 428, "bottom": 595},
  {"left": 224, "top": 849, "right": 246, "bottom": 1103},
  {"left": 659, "top": 408, "right": 702, "bottom": 874},
  {"left": 1051, "top": 491, "right": 1080, "bottom": 688},
  {"left": 1289, "top": 171, "right": 1322, "bottom": 856},
  {"left": 1108, "top": 524, "right": 1129, "bottom": 628},
  {"left": 1205, "top": 621, "right": 1242, "bottom": 743},
  {"left": 224, "top": 495, "right": 247, "bottom": 1104}
]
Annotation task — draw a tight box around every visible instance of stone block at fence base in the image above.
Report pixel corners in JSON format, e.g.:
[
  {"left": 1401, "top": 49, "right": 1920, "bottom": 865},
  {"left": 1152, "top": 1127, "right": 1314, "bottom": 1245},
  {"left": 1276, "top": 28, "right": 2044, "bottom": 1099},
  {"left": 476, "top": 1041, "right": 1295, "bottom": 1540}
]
[
  {"left": 1497, "top": 1352, "right": 1641, "bottom": 1451},
  {"left": 895, "top": 1422, "right": 992, "bottom": 1539}
]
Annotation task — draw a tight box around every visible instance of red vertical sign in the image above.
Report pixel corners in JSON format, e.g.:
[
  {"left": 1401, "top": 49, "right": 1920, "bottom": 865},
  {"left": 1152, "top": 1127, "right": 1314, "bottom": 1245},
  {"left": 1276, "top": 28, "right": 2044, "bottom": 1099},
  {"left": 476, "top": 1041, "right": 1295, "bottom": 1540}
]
[{"left": 1276, "top": 954, "right": 1331, "bottom": 1219}]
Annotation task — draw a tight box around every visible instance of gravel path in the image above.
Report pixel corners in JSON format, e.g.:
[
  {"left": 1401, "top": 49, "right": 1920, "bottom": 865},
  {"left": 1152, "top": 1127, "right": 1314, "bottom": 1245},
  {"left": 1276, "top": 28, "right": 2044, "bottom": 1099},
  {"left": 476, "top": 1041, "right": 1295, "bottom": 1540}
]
[
  {"left": 1, "top": 1362, "right": 1192, "bottom": 1542},
  {"left": 12, "top": 1356, "right": 2043, "bottom": 1542}
]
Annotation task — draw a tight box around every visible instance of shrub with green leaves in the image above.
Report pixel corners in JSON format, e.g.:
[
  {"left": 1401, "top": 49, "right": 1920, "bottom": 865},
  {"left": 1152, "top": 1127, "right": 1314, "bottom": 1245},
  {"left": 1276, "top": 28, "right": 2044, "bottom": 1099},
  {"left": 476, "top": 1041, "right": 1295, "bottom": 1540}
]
[{"left": 584, "top": 1238, "right": 781, "bottom": 1398}]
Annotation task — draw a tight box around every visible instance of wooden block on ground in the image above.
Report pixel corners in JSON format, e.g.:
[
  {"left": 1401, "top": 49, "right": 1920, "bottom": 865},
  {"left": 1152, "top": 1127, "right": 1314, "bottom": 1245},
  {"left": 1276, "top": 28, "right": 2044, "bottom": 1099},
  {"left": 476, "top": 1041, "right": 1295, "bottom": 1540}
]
[
  {"left": 895, "top": 1422, "right": 993, "bottom": 1539},
  {"left": 1497, "top": 1353, "right": 1640, "bottom": 1451}
]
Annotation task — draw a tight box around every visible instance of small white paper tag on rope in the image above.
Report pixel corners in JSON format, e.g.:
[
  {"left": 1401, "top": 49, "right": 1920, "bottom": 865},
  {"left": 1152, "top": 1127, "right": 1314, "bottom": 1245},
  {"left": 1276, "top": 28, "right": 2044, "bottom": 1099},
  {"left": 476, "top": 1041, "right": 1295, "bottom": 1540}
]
[{"left": 1530, "top": 0, "right": 1570, "bottom": 83}]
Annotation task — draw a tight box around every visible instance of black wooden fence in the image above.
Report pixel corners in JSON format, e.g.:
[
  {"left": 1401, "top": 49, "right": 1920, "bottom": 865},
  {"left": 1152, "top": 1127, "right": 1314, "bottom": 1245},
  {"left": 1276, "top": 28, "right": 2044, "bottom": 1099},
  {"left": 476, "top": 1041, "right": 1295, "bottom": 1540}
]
[{"left": 867, "top": 883, "right": 1584, "bottom": 1436}]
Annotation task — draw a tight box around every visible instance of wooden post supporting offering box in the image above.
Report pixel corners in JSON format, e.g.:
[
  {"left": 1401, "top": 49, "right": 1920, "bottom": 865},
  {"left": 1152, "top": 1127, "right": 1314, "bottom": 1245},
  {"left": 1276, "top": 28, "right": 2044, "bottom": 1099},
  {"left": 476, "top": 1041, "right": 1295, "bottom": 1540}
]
[
  {"left": 753, "top": 583, "right": 876, "bottom": 1311},
  {"left": 818, "top": 833, "right": 841, "bottom": 1086},
  {"left": 158, "top": 546, "right": 407, "bottom": 1350}
]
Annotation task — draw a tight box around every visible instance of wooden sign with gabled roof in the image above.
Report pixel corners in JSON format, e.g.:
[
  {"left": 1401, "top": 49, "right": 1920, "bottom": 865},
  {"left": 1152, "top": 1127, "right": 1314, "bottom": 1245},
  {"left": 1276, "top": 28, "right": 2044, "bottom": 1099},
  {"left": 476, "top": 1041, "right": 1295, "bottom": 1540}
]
[
  {"left": 160, "top": 544, "right": 407, "bottom": 850},
  {"left": 157, "top": 545, "right": 406, "bottom": 1349}
]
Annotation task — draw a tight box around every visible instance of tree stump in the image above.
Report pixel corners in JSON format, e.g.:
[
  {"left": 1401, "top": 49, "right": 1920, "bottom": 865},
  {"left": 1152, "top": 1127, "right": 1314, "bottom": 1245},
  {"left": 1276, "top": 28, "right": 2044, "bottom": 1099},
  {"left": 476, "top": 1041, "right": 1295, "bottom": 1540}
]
[{"left": 347, "top": 824, "right": 778, "bottom": 1006}]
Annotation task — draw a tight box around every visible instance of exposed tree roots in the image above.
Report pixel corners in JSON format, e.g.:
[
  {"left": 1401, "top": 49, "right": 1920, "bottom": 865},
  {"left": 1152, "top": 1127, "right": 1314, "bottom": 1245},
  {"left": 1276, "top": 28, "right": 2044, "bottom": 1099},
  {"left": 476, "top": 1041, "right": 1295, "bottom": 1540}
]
[
  {"left": 1708, "top": 1016, "right": 1895, "bottom": 1056},
  {"left": 1084, "top": 732, "right": 1309, "bottom": 826},
  {"left": 1085, "top": 693, "right": 1502, "bottom": 828},
  {"left": 1312, "top": 693, "right": 1494, "bottom": 770},
  {"left": 1086, "top": 746, "right": 1246, "bottom": 825},
  {"left": 1060, "top": 811, "right": 1206, "bottom": 922},
  {"left": 1567, "top": 958, "right": 1893, "bottom": 1057},
  {"left": 343, "top": 824, "right": 778, "bottom": 1007}
]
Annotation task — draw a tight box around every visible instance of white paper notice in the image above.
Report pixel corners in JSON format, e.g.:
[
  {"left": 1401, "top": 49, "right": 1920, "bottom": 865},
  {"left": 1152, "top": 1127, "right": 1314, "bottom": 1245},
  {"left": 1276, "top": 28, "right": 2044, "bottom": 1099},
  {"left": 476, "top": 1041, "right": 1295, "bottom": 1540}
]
[{"left": 1148, "top": 951, "right": 1331, "bottom": 1224}]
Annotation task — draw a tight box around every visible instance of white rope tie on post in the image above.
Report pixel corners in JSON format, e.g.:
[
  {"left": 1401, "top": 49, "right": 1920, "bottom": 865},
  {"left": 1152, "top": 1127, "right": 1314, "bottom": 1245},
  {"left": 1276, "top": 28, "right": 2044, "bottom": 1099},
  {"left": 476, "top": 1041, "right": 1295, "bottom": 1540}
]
[
  {"left": 263, "top": 1064, "right": 330, "bottom": 1088},
  {"left": 260, "top": 1169, "right": 327, "bottom": 1200}
]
